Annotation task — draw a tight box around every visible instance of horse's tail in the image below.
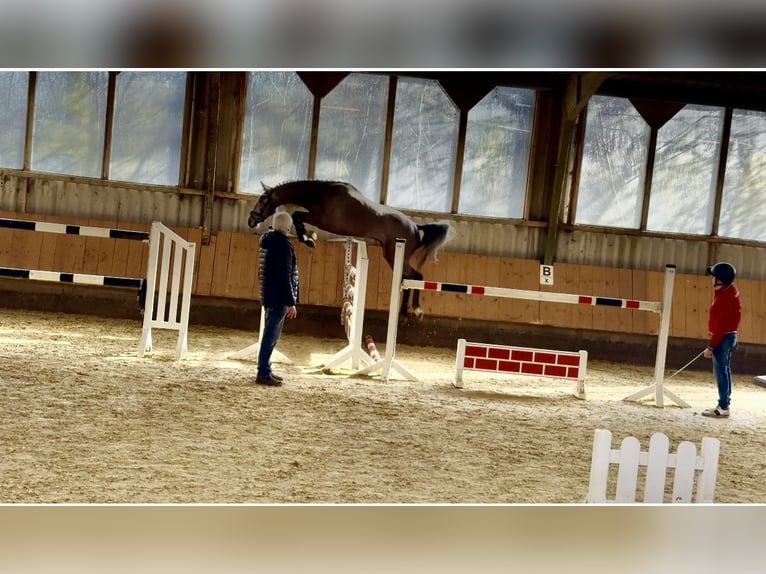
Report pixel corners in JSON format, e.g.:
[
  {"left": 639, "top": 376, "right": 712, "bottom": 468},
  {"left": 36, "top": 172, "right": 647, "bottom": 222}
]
[{"left": 414, "top": 221, "right": 453, "bottom": 268}]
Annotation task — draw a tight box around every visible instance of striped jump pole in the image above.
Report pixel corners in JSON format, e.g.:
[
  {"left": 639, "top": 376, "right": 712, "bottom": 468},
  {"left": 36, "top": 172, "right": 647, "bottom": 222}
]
[
  {"left": 0, "top": 267, "right": 142, "bottom": 289},
  {"left": 371, "top": 239, "right": 686, "bottom": 407},
  {"left": 0, "top": 216, "right": 150, "bottom": 241},
  {"left": 0, "top": 217, "right": 195, "bottom": 361}
]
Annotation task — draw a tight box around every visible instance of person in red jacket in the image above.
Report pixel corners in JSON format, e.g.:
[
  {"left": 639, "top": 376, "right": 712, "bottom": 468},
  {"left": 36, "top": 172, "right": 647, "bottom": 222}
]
[{"left": 702, "top": 262, "right": 741, "bottom": 418}]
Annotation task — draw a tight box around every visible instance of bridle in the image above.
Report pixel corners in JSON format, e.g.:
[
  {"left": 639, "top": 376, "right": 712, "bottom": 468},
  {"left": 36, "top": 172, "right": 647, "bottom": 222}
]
[{"left": 249, "top": 189, "right": 273, "bottom": 223}]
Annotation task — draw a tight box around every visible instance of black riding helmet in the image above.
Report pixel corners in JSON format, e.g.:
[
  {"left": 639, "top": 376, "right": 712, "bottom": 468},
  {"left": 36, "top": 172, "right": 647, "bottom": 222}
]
[{"left": 706, "top": 262, "right": 736, "bottom": 285}]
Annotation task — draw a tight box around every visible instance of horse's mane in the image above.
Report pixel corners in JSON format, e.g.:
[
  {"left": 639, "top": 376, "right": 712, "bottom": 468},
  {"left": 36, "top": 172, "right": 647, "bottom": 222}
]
[{"left": 270, "top": 179, "right": 351, "bottom": 189}]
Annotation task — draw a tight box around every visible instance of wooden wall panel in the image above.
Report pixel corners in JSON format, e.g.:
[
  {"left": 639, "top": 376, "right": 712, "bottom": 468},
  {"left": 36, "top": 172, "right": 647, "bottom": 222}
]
[
  {"left": 0, "top": 211, "right": 16, "bottom": 267},
  {"left": 497, "top": 257, "right": 539, "bottom": 324},
  {"left": 318, "top": 242, "right": 344, "bottom": 307},
  {"left": 225, "top": 232, "right": 259, "bottom": 299},
  {"left": 363, "top": 243, "right": 383, "bottom": 311},
  {"left": 124, "top": 221, "right": 150, "bottom": 280},
  {"left": 181, "top": 227, "right": 204, "bottom": 294},
  {"left": 3, "top": 214, "right": 765, "bottom": 348},
  {"left": 194, "top": 232, "right": 216, "bottom": 297},
  {"left": 540, "top": 263, "right": 575, "bottom": 329},
  {"left": 209, "top": 231, "right": 232, "bottom": 297},
  {"left": 479, "top": 254, "right": 501, "bottom": 321},
  {"left": 295, "top": 238, "right": 313, "bottom": 306},
  {"left": 738, "top": 278, "right": 765, "bottom": 345},
  {"left": 681, "top": 274, "right": 710, "bottom": 340},
  {"left": 306, "top": 240, "right": 328, "bottom": 306},
  {"left": 12, "top": 221, "right": 44, "bottom": 270},
  {"left": 591, "top": 266, "right": 633, "bottom": 333},
  {"left": 83, "top": 217, "right": 116, "bottom": 276}
]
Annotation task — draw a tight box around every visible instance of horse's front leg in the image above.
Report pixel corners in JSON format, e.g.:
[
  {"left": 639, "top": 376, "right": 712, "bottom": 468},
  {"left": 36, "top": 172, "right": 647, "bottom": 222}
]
[
  {"left": 401, "top": 267, "right": 424, "bottom": 320},
  {"left": 291, "top": 212, "right": 316, "bottom": 248},
  {"left": 400, "top": 288, "right": 410, "bottom": 316}
]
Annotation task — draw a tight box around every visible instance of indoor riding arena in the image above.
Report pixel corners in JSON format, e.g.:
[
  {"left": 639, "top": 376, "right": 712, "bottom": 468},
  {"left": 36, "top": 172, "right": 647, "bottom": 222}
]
[{"left": 2, "top": 71, "right": 766, "bottom": 506}]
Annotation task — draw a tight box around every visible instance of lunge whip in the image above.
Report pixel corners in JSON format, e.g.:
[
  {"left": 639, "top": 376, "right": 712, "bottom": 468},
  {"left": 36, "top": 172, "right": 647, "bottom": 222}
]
[{"left": 666, "top": 350, "right": 706, "bottom": 380}]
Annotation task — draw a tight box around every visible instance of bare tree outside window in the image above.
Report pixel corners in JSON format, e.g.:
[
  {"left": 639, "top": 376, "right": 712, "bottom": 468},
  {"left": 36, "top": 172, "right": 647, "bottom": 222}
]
[
  {"left": 387, "top": 77, "right": 458, "bottom": 213},
  {"left": 314, "top": 73, "right": 388, "bottom": 202},
  {"left": 459, "top": 86, "right": 534, "bottom": 219},
  {"left": 110, "top": 71, "right": 186, "bottom": 186},
  {"left": 719, "top": 108, "right": 766, "bottom": 242},
  {"left": 238, "top": 71, "right": 312, "bottom": 193},
  {"left": 0, "top": 72, "right": 28, "bottom": 170},
  {"left": 646, "top": 104, "right": 724, "bottom": 235},
  {"left": 576, "top": 96, "right": 649, "bottom": 228},
  {"left": 31, "top": 71, "right": 108, "bottom": 178}
]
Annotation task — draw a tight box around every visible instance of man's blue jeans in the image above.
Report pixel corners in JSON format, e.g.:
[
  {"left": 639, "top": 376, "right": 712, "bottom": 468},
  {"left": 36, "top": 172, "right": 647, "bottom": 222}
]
[
  {"left": 258, "top": 306, "right": 286, "bottom": 378},
  {"left": 712, "top": 332, "right": 737, "bottom": 410}
]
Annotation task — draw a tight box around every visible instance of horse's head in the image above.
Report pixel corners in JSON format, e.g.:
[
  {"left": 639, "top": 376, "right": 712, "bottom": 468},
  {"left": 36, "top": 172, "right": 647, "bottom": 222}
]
[{"left": 248, "top": 182, "right": 275, "bottom": 228}]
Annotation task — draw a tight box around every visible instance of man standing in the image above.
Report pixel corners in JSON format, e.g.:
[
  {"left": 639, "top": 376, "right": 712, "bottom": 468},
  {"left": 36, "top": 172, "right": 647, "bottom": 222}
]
[
  {"left": 256, "top": 211, "right": 299, "bottom": 387},
  {"left": 702, "top": 262, "right": 741, "bottom": 418}
]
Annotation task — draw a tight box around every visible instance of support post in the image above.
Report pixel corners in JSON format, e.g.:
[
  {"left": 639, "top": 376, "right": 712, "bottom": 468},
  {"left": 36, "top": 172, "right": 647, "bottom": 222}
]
[
  {"left": 321, "top": 240, "right": 375, "bottom": 371},
  {"left": 229, "top": 307, "right": 293, "bottom": 363},
  {"left": 623, "top": 265, "right": 690, "bottom": 408},
  {"left": 353, "top": 239, "right": 418, "bottom": 382}
]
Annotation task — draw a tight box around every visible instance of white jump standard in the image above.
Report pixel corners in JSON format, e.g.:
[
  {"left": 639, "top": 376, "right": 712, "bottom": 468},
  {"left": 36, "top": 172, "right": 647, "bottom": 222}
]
[
  {"left": 370, "top": 238, "right": 683, "bottom": 407},
  {"left": 0, "top": 217, "right": 195, "bottom": 360},
  {"left": 321, "top": 239, "right": 378, "bottom": 372}
]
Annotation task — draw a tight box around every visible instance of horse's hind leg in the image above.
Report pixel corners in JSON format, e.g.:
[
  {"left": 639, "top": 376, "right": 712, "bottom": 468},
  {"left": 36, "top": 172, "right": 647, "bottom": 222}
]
[{"left": 291, "top": 212, "right": 316, "bottom": 248}]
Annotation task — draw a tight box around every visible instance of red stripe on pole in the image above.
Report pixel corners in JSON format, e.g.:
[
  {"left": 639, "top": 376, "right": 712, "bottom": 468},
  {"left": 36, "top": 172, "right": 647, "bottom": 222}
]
[
  {"left": 625, "top": 300, "right": 640, "bottom": 309},
  {"left": 424, "top": 281, "right": 439, "bottom": 290},
  {"left": 471, "top": 285, "right": 485, "bottom": 295},
  {"left": 578, "top": 295, "right": 592, "bottom": 305}
]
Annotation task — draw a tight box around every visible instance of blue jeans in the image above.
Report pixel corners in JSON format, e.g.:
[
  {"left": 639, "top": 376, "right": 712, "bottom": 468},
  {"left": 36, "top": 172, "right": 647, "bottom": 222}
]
[
  {"left": 257, "top": 306, "right": 286, "bottom": 378},
  {"left": 712, "top": 333, "right": 737, "bottom": 410}
]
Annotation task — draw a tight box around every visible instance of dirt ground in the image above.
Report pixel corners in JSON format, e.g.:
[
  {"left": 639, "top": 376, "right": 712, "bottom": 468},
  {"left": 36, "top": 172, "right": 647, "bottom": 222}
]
[{"left": 1, "top": 307, "right": 765, "bottom": 504}]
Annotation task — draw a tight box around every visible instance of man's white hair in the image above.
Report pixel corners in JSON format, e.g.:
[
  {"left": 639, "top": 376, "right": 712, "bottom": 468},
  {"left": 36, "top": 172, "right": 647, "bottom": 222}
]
[{"left": 272, "top": 211, "right": 292, "bottom": 234}]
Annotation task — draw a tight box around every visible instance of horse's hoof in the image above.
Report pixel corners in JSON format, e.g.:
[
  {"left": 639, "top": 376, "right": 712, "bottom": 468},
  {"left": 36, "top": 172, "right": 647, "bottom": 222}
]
[
  {"left": 304, "top": 237, "right": 316, "bottom": 248},
  {"left": 412, "top": 308, "right": 424, "bottom": 321}
]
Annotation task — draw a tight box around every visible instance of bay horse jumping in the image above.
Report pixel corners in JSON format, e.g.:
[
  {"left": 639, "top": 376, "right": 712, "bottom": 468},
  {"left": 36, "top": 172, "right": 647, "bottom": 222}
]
[{"left": 248, "top": 180, "right": 453, "bottom": 316}]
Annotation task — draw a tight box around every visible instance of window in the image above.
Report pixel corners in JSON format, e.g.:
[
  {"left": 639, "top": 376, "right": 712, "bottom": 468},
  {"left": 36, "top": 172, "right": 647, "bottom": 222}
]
[
  {"left": 0, "top": 72, "right": 29, "bottom": 170},
  {"left": 718, "top": 109, "right": 766, "bottom": 242},
  {"left": 646, "top": 104, "right": 724, "bottom": 235},
  {"left": 314, "top": 73, "right": 388, "bottom": 202},
  {"left": 459, "top": 86, "right": 534, "bottom": 218},
  {"left": 31, "top": 71, "right": 108, "bottom": 178},
  {"left": 576, "top": 96, "right": 650, "bottom": 228},
  {"left": 238, "top": 71, "right": 312, "bottom": 193},
  {"left": 387, "top": 77, "right": 458, "bottom": 212},
  {"left": 110, "top": 71, "right": 186, "bottom": 186}
]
